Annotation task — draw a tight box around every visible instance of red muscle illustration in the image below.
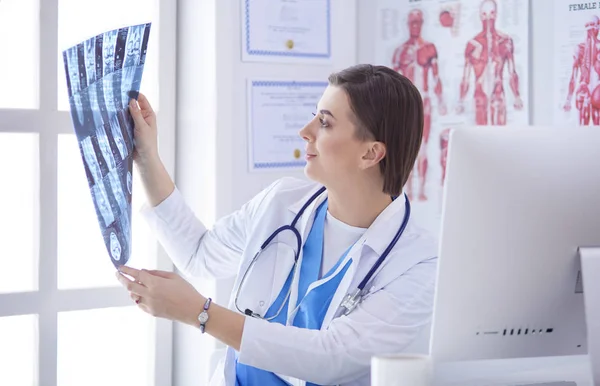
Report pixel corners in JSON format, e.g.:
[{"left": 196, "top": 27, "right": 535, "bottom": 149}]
[
  {"left": 456, "top": 0, "right": 524, "bottom": 126},
  {"left": 392, "top": 9, "right": 447, "bottom": 201},
  {"left": 563, "top": 15, "right": 600, "bottom": 125}
]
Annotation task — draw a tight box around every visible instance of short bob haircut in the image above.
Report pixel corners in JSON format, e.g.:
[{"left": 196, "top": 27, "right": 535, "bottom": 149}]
[{"left": 328, "top": 64, "right": 424, "bottom": 197}]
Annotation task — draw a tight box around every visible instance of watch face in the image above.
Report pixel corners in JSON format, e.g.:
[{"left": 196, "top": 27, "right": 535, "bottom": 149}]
[{"left": 198, "top": 312, "right": 209, "bottom": 324}]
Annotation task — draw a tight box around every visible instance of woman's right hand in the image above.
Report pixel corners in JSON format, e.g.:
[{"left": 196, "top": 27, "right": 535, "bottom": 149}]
[
  {"left": 128, "top": 93, "right": 175, "bottom": 207},
  {"left": 129, "top": 92, "right": 159, "bottom": 165}
]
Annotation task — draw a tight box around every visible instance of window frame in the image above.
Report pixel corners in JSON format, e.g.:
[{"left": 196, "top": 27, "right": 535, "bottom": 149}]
[{"left": 0, "top": 0, "right": 177, "bottom": 384}]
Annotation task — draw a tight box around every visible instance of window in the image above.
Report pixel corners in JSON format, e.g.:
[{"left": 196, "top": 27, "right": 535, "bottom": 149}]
[
  {"left": 0, "top": 315, "right": 38, "bottom": 386},
  {"left": 0, "top": 1, "right": 175, "bottom": 385},
  {"left": 57, "top": 307, "right": 155, "bottom": 385},
  {"left": 0, "top": 0, "right": 39, "bottom": 109},
  {"left": 56, "top": 0, "right": 160, "bottom": 112},
  {"left": 0, "top": 133, "right": 39, "bottom": 294}
]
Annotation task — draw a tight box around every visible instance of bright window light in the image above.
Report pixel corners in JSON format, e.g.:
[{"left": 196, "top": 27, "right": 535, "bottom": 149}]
[
  {"left": 0, "top": 133, "right": 39, "bottom": 294},
  {"left": 57, "top": 0, "right": 160, "bottom": 111},
  {"left": 0, "top": 0, "right": 39, "bottom": 109}
]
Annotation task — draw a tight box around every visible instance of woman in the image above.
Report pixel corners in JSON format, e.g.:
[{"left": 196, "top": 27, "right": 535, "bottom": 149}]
[{"left": 117, "top": 64, "right": 438, "bottom": 385}]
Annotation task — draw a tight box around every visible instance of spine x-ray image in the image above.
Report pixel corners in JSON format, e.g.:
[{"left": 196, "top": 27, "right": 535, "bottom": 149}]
[{"left": 62, "top": 23, "right": 152, "bottom": 268}]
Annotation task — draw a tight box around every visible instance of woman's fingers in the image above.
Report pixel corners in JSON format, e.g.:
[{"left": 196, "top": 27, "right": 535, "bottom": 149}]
[
  {"left": 147, "top": 269, "right": 177, "bottom": 279},
  {"left": 116, "top": 271, "right": 148, "bottom": 296},
  {"left": 128, "top": 92, "right": 158, "bottom": 162},
  {"left": 136, "top": 92, "right": 154, "bottom": 115},
  {"left": 130, "top": 292, "right": 141, "bottom": 304},
  {"left": 129, "top": 98, "right": 148, "bottom": 128}
]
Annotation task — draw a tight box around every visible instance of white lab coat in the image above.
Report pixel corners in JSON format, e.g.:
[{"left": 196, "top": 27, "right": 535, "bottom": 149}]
[{"left": 141, "top": 177, "right": 438, "bottom": 386}]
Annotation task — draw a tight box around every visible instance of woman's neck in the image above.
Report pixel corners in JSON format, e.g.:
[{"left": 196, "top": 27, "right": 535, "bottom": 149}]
[{"left": 326, "top": 178, "right": 392, "bottom": 229}]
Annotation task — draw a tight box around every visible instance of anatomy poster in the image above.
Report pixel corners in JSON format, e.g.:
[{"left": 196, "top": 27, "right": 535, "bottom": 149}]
[
  {"left": 375, "top": 0, "right": 529, "bottom": 235},
  {"left": 553, "top": 1, "right": 600, "bottom": 126},
  {"left": 62, "top": 23, "right": 151, "bottom": 268}
]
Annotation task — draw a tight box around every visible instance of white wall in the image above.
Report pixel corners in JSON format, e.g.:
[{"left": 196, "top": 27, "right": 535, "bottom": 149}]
[
  {"left": 529, "top": 0, "right": 553, "bottom": 126},
  {"left": 174, "top": 1, "right": 217, "bottom": 384},
  {"left": 175, "top": 0, "right": 358, "bottom": 384}
]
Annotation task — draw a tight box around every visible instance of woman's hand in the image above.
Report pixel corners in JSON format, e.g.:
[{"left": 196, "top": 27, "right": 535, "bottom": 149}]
[
  {"left": 116, "top": 265, "right": 246, "bottom": 350},
  {"left": 128, "top": 93, "right": 174, "bottom": 206},
  {"left": 129, "top": 93, "right": 159, "bottom": 164},
  {"left": 116, "top": 266, "right": 205, "bottom": 327}
]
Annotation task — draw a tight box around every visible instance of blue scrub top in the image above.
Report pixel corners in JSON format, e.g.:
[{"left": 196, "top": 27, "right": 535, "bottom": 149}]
[{"left": 235, "top": 199, "right": 353, "bottom": 386}]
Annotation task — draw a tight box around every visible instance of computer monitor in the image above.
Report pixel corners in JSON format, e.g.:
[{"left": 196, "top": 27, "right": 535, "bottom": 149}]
[{"left": 429, "top": 127, "right": 600, "bottom": 383}]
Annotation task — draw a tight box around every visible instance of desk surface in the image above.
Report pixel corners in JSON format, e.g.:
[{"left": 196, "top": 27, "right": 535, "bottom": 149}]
[{"left": 432, "top": 355, "right": 592, "bottom": 385}]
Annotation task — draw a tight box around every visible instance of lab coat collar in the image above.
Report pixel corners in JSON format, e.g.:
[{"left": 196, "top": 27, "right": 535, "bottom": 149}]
[
  {"left": 288, "top": 186, "right": 409, "bottom": 258},
  {"left": 287, "top": 184, "right": 329, "bottom": 244},
  {"left": 360, "top": 193, "right": 409, "bottom": 257},
  {"left": 287, "top": 184, "right": 327, "bottom": 215}
]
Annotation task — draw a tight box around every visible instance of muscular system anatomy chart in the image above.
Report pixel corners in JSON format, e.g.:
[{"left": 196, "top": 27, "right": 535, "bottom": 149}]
[
  {"left": 376, "top": 0, "right": 529, "bottom": 235},
  {"left": 554, "top": 1, "right": 600, "bottom": 126},
  {"left": 391, "top": 8, "right": 447, "bottom": 203}
]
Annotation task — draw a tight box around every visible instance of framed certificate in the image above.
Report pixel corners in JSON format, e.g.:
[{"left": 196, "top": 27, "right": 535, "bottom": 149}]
[
  {"left": 247, "top": 79, "right": 328, "bottom": 171},
  {"left": 241, "top": 0, "right": 332, "bottom": 63}
]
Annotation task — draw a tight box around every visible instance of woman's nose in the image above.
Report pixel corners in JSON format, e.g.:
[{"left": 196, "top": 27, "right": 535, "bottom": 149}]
[
  {"left": 299, "top": 116, "right": 316, "bottom": 142},
  {"left": 299, "top": 123, "right": 311, "bottom": 142}
]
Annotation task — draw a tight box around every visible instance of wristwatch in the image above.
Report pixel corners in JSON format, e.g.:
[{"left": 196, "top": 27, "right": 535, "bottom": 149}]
[{"left": 197, "top": 297, "right": 212, "bottom": 333}]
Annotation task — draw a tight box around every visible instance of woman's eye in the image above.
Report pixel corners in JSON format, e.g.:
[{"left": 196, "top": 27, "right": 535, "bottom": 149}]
[{"left": 311, "top": 112, "right": 329, "bottom": 128}]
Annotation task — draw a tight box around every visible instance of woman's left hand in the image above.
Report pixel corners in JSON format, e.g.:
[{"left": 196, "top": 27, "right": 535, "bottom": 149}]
[{"left": 116, "top": 266, "right": 204, "bottom": 326}]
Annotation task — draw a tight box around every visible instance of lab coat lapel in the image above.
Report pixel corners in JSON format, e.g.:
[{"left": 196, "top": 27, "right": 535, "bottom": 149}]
[
  {"left": 319, "top": 195, "right": 410, "bottom": 328},
  {"left": 320, "top": 241, "right": 365, "bottom": 328},
  {"left": 282, "top": 189, "right": 409, "bottom": 328},
  {"left": 287, "top": 185, "right": 327, "bottom": 242},
  {"left": 284, "top": 186, "right": 371, "bottom": 327},
  {"left": 299, "top": 238, "right": 363, "bottom": 306},
  {"left": 288, "top": 234, "right": 368, "bottom": 329},
  {"left": 274, "top": 374, "right": 305, "bottom": 386},
  {"left": 273, "top": 244, "right": 364, "bottom": 386}
]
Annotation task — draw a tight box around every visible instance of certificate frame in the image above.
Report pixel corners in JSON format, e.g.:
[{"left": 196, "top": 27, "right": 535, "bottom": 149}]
[
  {"left": 247, "top": 79, "right": 329, "bottom": 172},
  {"left": 241, "top": 0, "right": 332, "bottom": 63}
]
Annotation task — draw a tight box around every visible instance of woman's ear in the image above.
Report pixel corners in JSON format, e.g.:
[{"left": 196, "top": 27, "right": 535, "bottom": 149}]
[{"left": 361, "top": 141, "right": 386, "bottom": 168}]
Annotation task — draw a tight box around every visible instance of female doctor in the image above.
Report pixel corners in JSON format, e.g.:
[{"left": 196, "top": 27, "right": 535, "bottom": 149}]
[{"left": 117, "top": 64, "right": 438, "bottom": 386}]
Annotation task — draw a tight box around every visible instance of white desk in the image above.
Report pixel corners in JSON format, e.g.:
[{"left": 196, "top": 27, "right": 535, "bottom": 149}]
[{"left": 432, "top": 355, "right": 592, "bottom": 385}]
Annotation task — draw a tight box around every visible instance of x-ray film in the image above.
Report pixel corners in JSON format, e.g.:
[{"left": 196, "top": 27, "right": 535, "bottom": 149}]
[{"left": 62, "top": 23, "right": 151, "bottom": 268}]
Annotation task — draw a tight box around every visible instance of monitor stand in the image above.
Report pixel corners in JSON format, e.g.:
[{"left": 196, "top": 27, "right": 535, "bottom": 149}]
[
  {"left": 432, "top": 247, "right": 599, "bottom": 386},
  {"left": 580, "top": 246, "right": 600, "bottom": 385},
  {"left": 513, "top": 248, "right": 600, "bottom": 386}
]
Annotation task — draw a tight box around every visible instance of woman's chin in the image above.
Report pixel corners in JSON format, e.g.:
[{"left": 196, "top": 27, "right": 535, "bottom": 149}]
[
  {"left": 303, "top": 165, "right": 328, "bottom": 187},
  {"left": 303, "top": 164, "right": 318, "bottom": 180}
]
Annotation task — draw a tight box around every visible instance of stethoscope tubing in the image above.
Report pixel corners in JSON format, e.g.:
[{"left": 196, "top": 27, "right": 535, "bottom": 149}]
[{"left": 234, "top": 186, "right": 411, "bottom": 320}]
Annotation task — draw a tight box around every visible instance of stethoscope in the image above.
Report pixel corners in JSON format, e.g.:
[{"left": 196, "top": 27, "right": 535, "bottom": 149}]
[{"left": 234, "top": 186, "right": 411, "bottom": 321}]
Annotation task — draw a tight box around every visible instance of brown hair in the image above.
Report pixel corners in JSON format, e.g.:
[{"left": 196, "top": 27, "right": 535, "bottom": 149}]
[{"left": 328, "top": 64, "right": 424, "bottom": 196}]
